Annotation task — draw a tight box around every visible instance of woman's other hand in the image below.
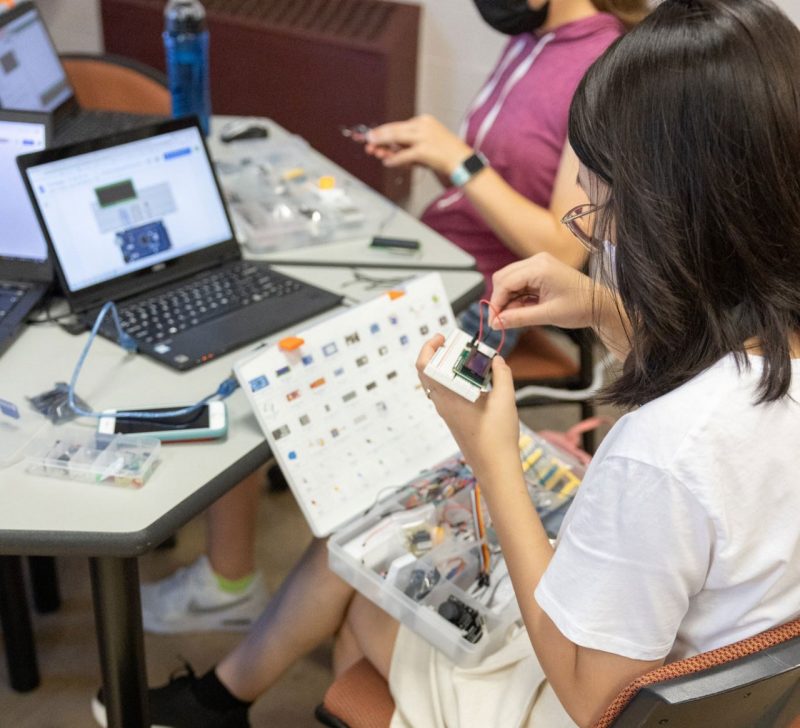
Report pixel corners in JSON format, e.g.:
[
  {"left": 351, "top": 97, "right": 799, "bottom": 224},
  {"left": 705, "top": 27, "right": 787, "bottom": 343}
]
[
  {"left": 416, "top": 335, "right": 520, "bottom": 486},
  {"left": 365, "top": 115, "right": 472, "bottom": 178},
  {"left": 489, "top": 253, "right": 597, "bottom": 331}
]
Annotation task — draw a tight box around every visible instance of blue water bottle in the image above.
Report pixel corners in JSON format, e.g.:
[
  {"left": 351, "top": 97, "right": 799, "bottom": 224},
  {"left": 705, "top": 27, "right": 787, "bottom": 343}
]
[{"left": 163, "top": 0, "right": 211, "bottom": 136}]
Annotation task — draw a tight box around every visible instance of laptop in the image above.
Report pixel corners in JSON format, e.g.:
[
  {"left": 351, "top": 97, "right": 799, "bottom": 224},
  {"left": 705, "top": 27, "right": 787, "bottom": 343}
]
[
  {"left": 0, "top": 108, "right": 52, "bottom": 356},
  {"left": 17, "top": 117, "right": 343, "bottom": 370},
  {"left": 0, "top": 2, "right": 164, "bottom": 146}
]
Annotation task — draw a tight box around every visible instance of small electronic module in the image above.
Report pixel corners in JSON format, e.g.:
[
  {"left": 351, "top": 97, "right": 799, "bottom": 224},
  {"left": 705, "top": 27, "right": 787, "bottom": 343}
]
[{"left": 423, "top": 329, "right": 498, "bottom": 402}]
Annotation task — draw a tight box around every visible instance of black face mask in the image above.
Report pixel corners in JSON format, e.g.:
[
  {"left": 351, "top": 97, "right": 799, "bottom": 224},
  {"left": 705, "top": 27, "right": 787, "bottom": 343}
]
[{"left": 472, "top": 0, "right": 550, "bottom": 35}]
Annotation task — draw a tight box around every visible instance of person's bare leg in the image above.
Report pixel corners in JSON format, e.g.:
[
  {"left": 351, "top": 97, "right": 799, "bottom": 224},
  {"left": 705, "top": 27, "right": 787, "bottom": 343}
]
[
  {"left": 206, "top": 467, "right": 262, "bottom": 580},
  {"left": 216, "top": 539, "right": 400, "bottom": 702},
  {"left": 340, "top": 593, "right": 400, "bottom": 680},
  {"left": 332, "top": 619, "right": 363, "bottom": 677},
  {"left": 216, "top": 537, "right": 355, "bottom": 700}
]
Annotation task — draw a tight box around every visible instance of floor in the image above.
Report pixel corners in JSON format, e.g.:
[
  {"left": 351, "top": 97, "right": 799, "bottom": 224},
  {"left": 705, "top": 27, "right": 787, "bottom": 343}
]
[{"left": 0, "top": 398, "right": 613, "bottom": 728}]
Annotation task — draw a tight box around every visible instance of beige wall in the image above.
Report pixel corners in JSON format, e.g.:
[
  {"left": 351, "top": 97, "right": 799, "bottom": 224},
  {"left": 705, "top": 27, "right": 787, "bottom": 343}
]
[
  {"left": 37, "top": 0, "right": 103, "bottom": 53},
  {"left": 36, "top": 0, "right": 800, "bottom": 214}
]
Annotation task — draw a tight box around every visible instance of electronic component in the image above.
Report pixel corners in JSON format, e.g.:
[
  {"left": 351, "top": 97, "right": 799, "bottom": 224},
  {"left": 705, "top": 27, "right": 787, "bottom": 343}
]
[
  {"left": 437, "top": 595, "right": 484, "bottom": 643},
  {"left": 406, "top": 526, "right": 434, "bottom": 556},
  {"left": 370, "top": 236, "right": 421, "bottom": 251},
  {"left": 404, "top": 567, "right": 441, "bottom": 601},
  {"left": 340, "top": 124, "right": 371, "bottom": 143},
  {"left": 423, "top": 328, "right": 497, "bottom": 402},
  {"left": 220, "top": 121, "right": 269, "bottom": 143}
]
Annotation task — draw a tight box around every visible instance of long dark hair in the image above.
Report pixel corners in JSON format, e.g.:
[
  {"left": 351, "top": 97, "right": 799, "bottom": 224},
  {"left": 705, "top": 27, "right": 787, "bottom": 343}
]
[{"left": 569, "top": 0, "right": 800, "bottom": 408}]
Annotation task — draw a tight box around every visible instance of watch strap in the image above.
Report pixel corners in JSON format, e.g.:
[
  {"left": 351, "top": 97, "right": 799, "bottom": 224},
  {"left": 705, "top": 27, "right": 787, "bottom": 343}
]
[{"left": 450, "top": 152, "right": 489, "bottom": 187}]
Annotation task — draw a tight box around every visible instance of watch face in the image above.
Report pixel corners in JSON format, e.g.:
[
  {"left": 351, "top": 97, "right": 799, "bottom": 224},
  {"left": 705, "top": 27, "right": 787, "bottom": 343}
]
[{"left": 463, "top": 153, "right": 487, "bottom": 175}]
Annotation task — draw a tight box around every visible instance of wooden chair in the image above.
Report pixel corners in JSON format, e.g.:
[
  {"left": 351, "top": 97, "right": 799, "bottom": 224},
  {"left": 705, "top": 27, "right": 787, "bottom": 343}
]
[
  {"left": 316, "top": 618, "right": 800, "bottom": 728},
  {"left": 60, "top": 52, "right": 170, "bottom": 116}
]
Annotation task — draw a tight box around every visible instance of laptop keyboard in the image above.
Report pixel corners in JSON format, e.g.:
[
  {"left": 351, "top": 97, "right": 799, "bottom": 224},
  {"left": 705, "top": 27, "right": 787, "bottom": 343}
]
[
  {"left": 57, "top": 111, "right": 166, "bottom": 146},
  {"left": 0, "top": 281, "right": 31, "bottom": 320},
  {"left": 108, "top": 262, "right": 306, "bottom": 346}
]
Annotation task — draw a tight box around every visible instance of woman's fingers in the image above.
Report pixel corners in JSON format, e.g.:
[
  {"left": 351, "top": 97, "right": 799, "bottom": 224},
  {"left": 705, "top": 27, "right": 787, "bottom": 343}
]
[{"left": 416, "top": 333, "right": 446, "bottom": 374}]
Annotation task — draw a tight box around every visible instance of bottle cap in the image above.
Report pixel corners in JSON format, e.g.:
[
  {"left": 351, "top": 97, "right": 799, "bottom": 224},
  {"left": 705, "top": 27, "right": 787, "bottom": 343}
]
[{"left": 164, "top": 0, "right": 207, "bottom": 34}]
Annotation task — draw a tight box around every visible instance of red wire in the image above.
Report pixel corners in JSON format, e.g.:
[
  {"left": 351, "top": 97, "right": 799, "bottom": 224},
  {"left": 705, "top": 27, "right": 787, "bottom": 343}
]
[{"left": 478, "top": 298, "right": 506, "bottom": 354}]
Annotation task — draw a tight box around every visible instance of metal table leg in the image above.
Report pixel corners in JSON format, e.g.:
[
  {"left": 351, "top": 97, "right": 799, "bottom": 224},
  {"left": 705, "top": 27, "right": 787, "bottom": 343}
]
[
  {"left": 28, "top": 556, "right": 61, "bottom": 614},
  {"left": 89, "top": 556, "right": 150, "bottom": 728},
  {"left": 0, "top": 555, "right": 40, "bottom": 692}
]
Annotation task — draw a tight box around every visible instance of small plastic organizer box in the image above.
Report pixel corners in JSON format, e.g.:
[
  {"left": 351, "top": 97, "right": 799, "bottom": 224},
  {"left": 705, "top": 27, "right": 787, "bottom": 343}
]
[
  {"left": 0, "top": 394, "right": 46, "bottom": 469},
  {"left": 24, "top": 429, "right": 160, "bottom": 488},
  {"left": 328, "top": 423, "right": 587, "bottom": 667},
  {"left": 213, "top": 135, "right": 393, "bottom": 253}
]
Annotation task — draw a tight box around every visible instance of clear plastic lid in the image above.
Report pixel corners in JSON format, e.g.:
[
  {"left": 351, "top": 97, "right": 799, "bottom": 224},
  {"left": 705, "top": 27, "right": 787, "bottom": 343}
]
[
  {"left": 24, "top": 429, "right": 160, "bottom": 489},
  {"left": 213, "top": 134, "right": 393, "bottom": 253},
  {"left": 0, "top": 395, "right": 47, "bottom": 469}
]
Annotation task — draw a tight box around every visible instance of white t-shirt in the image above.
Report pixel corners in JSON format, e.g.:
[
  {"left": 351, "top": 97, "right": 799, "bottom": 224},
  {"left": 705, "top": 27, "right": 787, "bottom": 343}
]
[{"left": 535, "top": 354, "right": 800, "bottom": 662}]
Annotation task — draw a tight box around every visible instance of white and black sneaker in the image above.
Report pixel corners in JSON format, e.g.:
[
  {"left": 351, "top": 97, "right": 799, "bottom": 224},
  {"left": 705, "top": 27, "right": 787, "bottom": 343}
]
[{"left": 140, "top": 556, "right": 268, "bottom": 634}]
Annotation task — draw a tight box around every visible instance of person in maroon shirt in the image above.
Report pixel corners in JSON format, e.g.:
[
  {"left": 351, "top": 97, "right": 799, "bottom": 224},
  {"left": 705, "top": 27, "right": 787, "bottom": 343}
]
[{"left": 366, "top": 0, "right": 640, "bottom": 349}]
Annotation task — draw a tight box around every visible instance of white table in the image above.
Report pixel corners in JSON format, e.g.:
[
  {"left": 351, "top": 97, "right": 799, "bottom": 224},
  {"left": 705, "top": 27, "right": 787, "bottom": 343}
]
[
  {"left": 0, "top": 109, "right": 481, "bottom": 726},
  {"left": 207, "top": 117, "right": 477, "bottom": 272},
  {"left": 0, "top": 265, "right": 481, "bottom": 728}
]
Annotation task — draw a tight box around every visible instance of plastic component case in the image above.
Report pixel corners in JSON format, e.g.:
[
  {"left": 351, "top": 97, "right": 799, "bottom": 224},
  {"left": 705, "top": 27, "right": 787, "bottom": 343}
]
[
  {"left": 0, "top": 394, "right": 47, "bottom": 469},
  {"left": 213, "top": 135, "right": 393, "bottom": 253},
  {"left": 24, "top": 429, "right": 160, "bottom": 488},
  {"left": 423, "top": 328, "right": 497, "bottom": 402},
  {"left": 328, "top": 424, "right": 586, "bottom": 667}
]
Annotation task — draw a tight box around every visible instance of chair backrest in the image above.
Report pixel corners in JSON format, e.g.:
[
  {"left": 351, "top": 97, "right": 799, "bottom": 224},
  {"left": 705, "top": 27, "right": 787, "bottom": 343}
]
[
  {"left": 594, "top": 618, "right": 800, "bottom": 728},
  {"left": 60, "top": 53, "right": 170, "bottom": 116}
]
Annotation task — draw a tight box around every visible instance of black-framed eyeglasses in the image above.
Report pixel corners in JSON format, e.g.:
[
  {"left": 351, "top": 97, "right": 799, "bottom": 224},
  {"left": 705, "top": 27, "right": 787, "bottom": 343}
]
[{"left": 561, "top": 203, "right": 601, "bottom": 250}]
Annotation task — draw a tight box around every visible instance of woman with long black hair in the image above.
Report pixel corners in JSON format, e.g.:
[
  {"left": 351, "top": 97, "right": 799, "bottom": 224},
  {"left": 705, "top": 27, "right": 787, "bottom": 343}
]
[{"left": 94, "top": 1, "right": 800, "bottom": 726}]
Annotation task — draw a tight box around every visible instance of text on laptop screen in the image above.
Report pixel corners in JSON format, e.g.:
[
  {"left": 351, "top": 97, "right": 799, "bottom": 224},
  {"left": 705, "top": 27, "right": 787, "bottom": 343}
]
[
  {"left": 0, "top": 7, "right": 72, "bottom": 112},
  {"left": 0, "top": 118, "right": 47, "bottom": 262},
  {"left": 25, "top": 126, "right": 234, "bottom": 292}
]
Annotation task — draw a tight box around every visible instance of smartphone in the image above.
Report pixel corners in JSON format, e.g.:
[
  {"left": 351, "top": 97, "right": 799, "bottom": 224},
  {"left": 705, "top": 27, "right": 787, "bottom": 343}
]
[{"left": 97, "top": 401, "right": 228, "bottom": 442}]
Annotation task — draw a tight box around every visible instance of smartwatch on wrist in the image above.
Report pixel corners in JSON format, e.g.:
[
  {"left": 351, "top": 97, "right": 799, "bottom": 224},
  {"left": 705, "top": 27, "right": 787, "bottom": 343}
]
[{"left": 450, "top": 151, "right": 489, "bottom": 187}]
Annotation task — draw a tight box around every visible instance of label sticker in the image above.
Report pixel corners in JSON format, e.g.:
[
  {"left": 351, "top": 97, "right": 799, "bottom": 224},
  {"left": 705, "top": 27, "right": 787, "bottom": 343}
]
[{"left": 0, "top": 398, "right": 20, "bottom": 420}]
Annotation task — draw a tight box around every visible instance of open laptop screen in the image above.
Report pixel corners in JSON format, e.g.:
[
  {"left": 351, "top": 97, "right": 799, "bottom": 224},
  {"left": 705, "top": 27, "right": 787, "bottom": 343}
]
[
  {"left": 24, "top": 125, "right": 234, "bottom": 293},
  {"left": 0, "top": 3, "right": 73, "bottom": 113},
  {"left": 0, "top": 116, "right": 47, "bottom": 262}
]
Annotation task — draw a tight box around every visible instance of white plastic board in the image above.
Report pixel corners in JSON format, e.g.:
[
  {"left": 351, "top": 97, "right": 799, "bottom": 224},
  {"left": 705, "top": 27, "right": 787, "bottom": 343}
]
[{"left": 235, "top": 273, "right": 459, "bottom": 536}]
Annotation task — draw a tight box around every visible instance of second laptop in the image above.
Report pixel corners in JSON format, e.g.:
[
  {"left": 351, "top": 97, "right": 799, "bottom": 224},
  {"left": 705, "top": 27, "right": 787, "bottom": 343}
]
[{"left": 16, "top": 117, "right": 343, "bottom": 370}]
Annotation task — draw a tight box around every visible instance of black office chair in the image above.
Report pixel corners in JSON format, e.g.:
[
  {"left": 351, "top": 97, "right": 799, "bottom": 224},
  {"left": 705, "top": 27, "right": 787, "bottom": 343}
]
[
  {"left": 315, "top": 618, "right": 800, "bottom": 728},
  {"left": 596, "top": 617, "right": 800, "bottom": 727}
]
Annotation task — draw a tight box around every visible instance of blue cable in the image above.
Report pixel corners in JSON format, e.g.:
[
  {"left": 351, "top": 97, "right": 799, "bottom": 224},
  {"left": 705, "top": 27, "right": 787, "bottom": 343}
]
[{"left": 67, "top": 301, "right": 239, "bottom": 420}]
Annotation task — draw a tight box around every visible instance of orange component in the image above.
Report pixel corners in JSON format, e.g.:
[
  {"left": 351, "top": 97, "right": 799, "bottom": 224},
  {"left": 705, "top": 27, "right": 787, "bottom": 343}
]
[
  {"left": 310, "top": 377, "right": 326, "bottom": 389},
  {"left": 318, "top": 175, "right": 336, "bottom": 189},
  {"left": 387, "top": 290, "right": 405, "bottom": 300},
  {"left": 279, "top": 336, "right": 305, "bottom": 351}
]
